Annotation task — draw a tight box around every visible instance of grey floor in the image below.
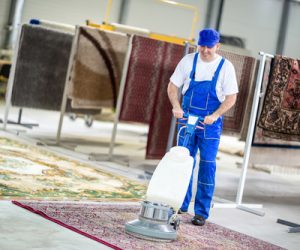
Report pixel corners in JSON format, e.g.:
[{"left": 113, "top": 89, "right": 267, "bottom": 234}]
[{"left": 0, "top": 105, "right": 300, "bottom": 250}]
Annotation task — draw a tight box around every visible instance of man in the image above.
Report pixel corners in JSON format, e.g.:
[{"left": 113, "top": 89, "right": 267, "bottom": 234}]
[{"left": 167, "top": 28, "right": 238, "bottom": 226}]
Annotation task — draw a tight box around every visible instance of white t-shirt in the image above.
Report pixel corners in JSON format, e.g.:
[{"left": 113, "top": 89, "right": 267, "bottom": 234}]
[{"left": 170, "top": 52, "right": 238, "bottom": 102}]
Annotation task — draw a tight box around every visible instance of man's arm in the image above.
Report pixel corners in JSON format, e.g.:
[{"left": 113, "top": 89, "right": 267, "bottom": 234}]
[
  {"left": 167, "top": 82, "right": 184, "bottom": 118},
  {"left": 204, "top": 94, "right": 237, "bottom": 124}
]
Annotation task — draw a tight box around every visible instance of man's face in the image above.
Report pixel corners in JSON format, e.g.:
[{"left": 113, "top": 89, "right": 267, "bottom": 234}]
[{"left": 198, "top": 43, "right": 220, "bottom": 62}]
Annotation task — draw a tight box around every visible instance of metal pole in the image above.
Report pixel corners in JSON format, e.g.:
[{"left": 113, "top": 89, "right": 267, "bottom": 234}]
[
  {"left": 235, "top": 51, "right": 274, "bottom": 205},
  {"left": 3, "top": 24, "right": 22, "bottom": 130},
  {"left": 118, "top": 0, "right": 129, "bottom": 24},
  {"left": 166, "top": 42, "right": 190, "bottom": 152},
  {"left": 108, "top": 35, "right": 133, "bottom": 160},
  {"left": 204, "top": 0, "right": 224, "bottom": 30},
  {"left": 215, "top": 0, "right": 224, "bottom": 32},
  {"left": 3, "top": 0, "right": 24, "bottom": 49},
  {"left": 104, "top": 0, "right": 113, "bottom": 24},
  {"left": 17, "top": 108, "right": 22, "bottom": 123},
  {"left": 56, "top": 26, "right": 79, "bottom": 144},
  {"left": 276, "top": 0, "right": 290, "bottom": 55}
]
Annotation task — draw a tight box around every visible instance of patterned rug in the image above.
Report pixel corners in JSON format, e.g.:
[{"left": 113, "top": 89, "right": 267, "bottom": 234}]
[
  {"left": 12, "top": 201, "right": 284, "bottom": 250},
  {"left": 119, "top": 35, "right": 167, "bottom": 124},
  {"left": 258, "top": 56, "right": 300, "bottom": 142},
  {"left": 145, "top": 44, "right": 194, "bottom": 159},
  {"left": 0, "top": 137, "right": 145, "bottom": 200},
  {"left": 68, "top": 27, "right": 129, "bottom": 109},
  {"left": 253, "top": 58, "right": 300, "bottom": 147}
]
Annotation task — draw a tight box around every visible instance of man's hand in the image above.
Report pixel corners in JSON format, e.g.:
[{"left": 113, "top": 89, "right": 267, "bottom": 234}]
[
  {"left": 167, "top": 82, "right": 184, "bottom": 119},
  {"left": 204, "top": 113, "right": 219, "bottom": 125},
  {"left": 204, "top": 94, "right": 237, "bottom": 125},
  {"left": 172, "top": 107, "right": 184, "bottom": 119}
]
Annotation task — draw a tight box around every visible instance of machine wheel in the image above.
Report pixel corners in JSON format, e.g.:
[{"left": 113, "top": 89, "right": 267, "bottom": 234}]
[
  {"left": 69, "top": 113, "right": 77, "bottom": 121},
  {"left": 84, "top": 115, "right": 93, "bottom": 127},
  {"left": 169, "top": 214, "right": 180, "bottom": 230},
  {"left": 173, "top": 217, "right": 180, "bottom": 230}
]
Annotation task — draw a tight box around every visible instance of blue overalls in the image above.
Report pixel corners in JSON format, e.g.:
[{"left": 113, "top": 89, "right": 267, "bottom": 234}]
[{"left": 178, "top": 52, "right": 225, "bottom": 219}]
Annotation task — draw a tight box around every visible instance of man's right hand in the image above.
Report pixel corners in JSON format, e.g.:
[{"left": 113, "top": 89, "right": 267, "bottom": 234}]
[{"left": 172, "top": 107, "right": 184, "bottom": 119}]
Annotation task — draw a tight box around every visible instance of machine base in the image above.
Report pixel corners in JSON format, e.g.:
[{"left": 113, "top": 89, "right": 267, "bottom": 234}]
[
  {"left": 124, "top": 201, "right": 178, "bottom": 241},
  {"left": 125, "top": 218, "right": 176, "bottom": 241}
]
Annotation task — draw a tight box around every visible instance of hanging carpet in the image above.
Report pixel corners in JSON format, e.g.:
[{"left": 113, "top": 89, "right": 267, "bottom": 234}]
[
  {"left": 253, "top": 58, "right": 300, "bottom": 147},
  {"left": 0, "top": 137, "right": 145, "bottom": 200},
  {"left": 118, "top": 36, "right": 167, "bottom": 124},
  {"left": 145, "top": 43, "right": 192, "bottom": 159},
  {"left": 13, "top": 201, "right": 284, "bottom": 250},
  {"left": 68, "top": 27, "right": 129, "bottom": 109},
  {"left": 11, "top": 24, "right": 73, "bottom": 111},
  {"left": 218, "top": 50, "right": 257, "bottom": 136},
  {"left": 258, "top": 55, "right": 300, "bottom": 142}
]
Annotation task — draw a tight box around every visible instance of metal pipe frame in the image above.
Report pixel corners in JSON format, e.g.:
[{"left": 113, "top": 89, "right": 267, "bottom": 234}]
[
  {"left": 107, "top": 35, "right": 133, "bottom": 160},
  {"left": 209, "top": 52, "right": 274, "bottom": 216},
  {"left": 2, "top": 24, "right": 22, "bottom": 130},
  {"left": 56, "top": 26, "right": 80, "bottom": 145},
  {"left": 3, "top": 0, "right": 24, "bottom": 50},
  {"left": 235, "top": 51, "right": 274, "bottom": 206},
  {"left": 89, "top": 34, "right": 133, "bottom": 162}
]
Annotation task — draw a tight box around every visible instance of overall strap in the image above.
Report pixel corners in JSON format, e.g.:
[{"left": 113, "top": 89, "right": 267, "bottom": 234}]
[
  {"left": 210, "top": 57, "right": 225, "bottom": 93},
  {"left": 212, "top": 57, "right": 225, "bottom": 81},
  {"left": 189, "top": 52, "right": 199, "bottom": 79}
]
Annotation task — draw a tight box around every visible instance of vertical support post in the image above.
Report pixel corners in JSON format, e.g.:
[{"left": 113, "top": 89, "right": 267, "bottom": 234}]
[
  {"left": 118, "top": 0, "right": 129, "bottom": 24},
  {"left": 3, "top": 24, "right": 22, "bottom": 130},
  {"left": 3, "top": 0, "right": 24, "bottom": 50},
  {"left": 107, "top": 35, "right": 133, "bottom": 160},
  {"left": 215, "top": 0, "right": 224, "bottom": 32},
  {"left": 104, "top": 0, "right": 113, "bottom": 24},
  {"left": 166, "top": 42, "right": 190, "bottom": 152},
  {"left": 204, "top": 0, "right": 224, "bottom": 31},
  {"left": 17, "top": 108, "right": 22, "bottom": 123},
  {"left": 235, "top": 52, "right": 274, "bottom": 205},
  {"left": 276, "top": 0, "right": 290, "bottom": 55},
  {"left": 56, "top": 26, "right": 79, "bottom": 144}
]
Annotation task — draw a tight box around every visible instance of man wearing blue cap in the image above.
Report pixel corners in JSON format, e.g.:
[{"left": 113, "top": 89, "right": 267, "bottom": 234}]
[{"left": 167, "top": 28, "right": 238, "bottom": 226}]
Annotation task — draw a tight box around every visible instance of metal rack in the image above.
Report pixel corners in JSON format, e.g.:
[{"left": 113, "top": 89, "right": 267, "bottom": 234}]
[{"left": 212, "top": 52, "right": 274, "bottom": 215}]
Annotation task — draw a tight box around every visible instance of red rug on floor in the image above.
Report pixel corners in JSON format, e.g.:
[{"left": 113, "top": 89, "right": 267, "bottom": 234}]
[{"left": 12, "top": 201, "right": 283, "bottom": 250}]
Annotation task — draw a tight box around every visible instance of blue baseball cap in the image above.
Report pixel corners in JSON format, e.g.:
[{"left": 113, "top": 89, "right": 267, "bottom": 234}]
[{"left": 198, "top": 28, "right": 220, "bottom": 48}]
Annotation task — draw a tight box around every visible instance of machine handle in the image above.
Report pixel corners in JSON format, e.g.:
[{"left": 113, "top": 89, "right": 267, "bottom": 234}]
[{"left": 181, "top": 112, "right": 205, "bottom": 123}]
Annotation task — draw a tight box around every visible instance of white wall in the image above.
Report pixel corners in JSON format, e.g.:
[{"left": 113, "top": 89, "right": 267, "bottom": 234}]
[
  {"left": 220, "top": 0, "right": 283, "bottom": 56},
  {"left": 123, "top": 0, "right": 207, "bottom": 41},
  {"left": 0, "top": 0, "right": 299, "bottom": 58},
  {"left": 20, "top": 0, "right": 121, "bottom": 26},
  {"left": 284, "top": 1, "right": 300, "bottom": 58}
]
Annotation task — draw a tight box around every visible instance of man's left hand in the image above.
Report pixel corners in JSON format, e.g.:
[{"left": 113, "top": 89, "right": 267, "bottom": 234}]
[{"left": 204, "top": 113, "right": 219, "bottom": 125}]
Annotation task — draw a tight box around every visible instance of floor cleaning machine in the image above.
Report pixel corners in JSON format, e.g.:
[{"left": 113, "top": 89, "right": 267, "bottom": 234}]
[{"left": 125, "top": 113, "right": 204, "bottom": 241}]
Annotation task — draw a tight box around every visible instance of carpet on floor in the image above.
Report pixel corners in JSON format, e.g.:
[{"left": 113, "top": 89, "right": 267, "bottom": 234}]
[
  {"left": 13, "top": 200, "right": 283, "bottom": 250},
  {"left": 0, "top": 137, "right": 145, "bottom": 200}
]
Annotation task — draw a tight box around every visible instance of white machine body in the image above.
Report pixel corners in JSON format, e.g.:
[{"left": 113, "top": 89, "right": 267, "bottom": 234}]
[{"left": 146, "top": 146, "right": 194, "bottom": 210}]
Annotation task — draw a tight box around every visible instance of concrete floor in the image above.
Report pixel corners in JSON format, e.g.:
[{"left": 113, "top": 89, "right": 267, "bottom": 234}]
[{"left": 0, "top": 106, "right": 300, "bottom": 249}]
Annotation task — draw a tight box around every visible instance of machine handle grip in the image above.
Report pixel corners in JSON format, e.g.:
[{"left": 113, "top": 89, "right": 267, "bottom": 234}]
[{"left": 182, "top": 112, "right": 204, "bottom": 122}]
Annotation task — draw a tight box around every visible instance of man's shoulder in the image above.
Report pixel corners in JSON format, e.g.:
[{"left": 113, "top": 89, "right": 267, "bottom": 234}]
[
  {"left": 221, "top": 57, "right": 235, "bottom": 70},
  {"left": 180, "top": 52, "right": 197, "bottom": 64}
]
